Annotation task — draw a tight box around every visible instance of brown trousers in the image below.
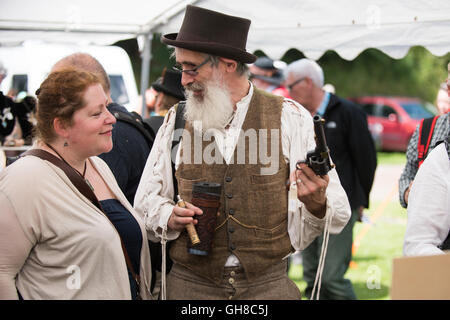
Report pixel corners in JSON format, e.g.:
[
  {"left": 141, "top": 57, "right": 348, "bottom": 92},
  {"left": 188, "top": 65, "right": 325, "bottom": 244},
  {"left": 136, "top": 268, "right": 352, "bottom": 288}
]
[{"left": 166, "top": 260, "right": 302, "bottom": 300}]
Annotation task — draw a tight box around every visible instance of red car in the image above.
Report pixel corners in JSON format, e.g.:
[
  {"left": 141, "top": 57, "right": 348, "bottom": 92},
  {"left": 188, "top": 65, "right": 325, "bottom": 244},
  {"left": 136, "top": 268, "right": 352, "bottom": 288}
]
[{"left": 349, "top": 96, "right": 436, "bottom": 152}]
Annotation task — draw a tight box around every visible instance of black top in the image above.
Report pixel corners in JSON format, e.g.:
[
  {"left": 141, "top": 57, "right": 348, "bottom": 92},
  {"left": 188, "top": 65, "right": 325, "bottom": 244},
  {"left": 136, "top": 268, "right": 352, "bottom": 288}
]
[
  {"left": 100, "top": 199, "right": 142, "bottom": 300},
  {"left": 99, "top": 103, "right": 151, "bottom": 205},
  {"left": 322, "top": 93, "right": 378, "bottom": 210},
  {"left": 0, "top": 92, "right": 36, "bottom": 144},
  {"left": 0, "top": 91, "right": 16, "bottom": 141},
  {"left": 144, "top": 116, "right": 165, "bottom": 138}
]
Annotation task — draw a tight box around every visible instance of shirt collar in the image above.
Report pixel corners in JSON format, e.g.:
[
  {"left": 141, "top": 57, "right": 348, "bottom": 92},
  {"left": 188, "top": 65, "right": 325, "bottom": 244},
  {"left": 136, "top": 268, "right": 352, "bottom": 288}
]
[
  {"left": 219, "top": 81, "right": 253, "bottom": 132},
  {"left": 316, "top": 91, "right": 330, "bottom": 116},
  {"left": 236, "top": 81, "right": 254, "bottom": 110}
]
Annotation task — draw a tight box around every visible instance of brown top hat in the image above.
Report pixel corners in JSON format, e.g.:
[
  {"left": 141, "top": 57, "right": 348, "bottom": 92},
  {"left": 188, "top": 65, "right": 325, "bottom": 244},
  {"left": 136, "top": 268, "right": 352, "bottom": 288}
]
[
  {"left": 161, "top": 5, "right": 257, "bottom": 64},
  {"left": 152, "top": 69, "right": 185, "bottom": 100}
]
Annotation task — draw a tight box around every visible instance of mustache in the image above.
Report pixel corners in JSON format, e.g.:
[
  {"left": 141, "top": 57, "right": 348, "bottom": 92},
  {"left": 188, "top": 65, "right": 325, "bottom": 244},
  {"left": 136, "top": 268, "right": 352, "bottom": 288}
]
[{"left": 185, "top": 82, "right": 204, "bottom": 92}]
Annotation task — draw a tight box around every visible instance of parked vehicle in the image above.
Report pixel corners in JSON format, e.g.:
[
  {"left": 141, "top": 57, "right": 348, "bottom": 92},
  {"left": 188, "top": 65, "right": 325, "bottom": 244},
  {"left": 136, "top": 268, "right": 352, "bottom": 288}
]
[{"left": 349, "top": 96, "right": 436, "bottom": 152}]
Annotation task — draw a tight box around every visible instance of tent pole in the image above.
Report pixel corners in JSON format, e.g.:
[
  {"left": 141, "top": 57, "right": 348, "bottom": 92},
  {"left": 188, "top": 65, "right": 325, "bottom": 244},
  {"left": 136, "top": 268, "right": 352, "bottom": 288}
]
[{"left": 140, "top": 32, "right": 153, "bottom": 117}]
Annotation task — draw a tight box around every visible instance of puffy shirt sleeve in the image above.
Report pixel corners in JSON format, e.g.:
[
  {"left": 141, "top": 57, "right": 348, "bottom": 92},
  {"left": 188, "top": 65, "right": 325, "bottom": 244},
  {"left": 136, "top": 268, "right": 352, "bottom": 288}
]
[
  {"left": 281, "top": 99, "right": 351, "bottom": 251},
  {"left": 134, "top": 107, "right": 180, "bottom": 241}
]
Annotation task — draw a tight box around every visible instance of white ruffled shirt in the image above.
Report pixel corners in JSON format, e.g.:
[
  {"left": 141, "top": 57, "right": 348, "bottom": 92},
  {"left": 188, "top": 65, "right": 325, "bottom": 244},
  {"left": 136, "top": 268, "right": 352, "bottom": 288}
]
[{"left": 134, "top": 83, "right": 351, "bottom": 263}]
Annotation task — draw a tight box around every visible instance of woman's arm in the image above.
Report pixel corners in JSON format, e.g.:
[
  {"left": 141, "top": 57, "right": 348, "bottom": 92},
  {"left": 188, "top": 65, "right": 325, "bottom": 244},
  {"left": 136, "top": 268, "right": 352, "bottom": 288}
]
[{"left": 0, "top": 191, "right": 33, "bottom": 299}]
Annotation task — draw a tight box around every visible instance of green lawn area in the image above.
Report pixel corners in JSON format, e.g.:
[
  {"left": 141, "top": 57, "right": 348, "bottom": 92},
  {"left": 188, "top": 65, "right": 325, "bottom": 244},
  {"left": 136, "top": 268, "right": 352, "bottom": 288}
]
[
  {"left": 289, "top": 200, "right": 407, "bottom": 300},
  {"left": 376, "top": 152, "right": 406, "bottom": 165}
]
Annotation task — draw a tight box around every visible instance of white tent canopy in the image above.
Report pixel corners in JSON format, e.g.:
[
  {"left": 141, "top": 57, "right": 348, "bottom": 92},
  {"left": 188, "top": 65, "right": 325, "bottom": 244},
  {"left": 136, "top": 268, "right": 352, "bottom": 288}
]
[
  {"left": 0, "top": 0, "right": 193, "bottom": 46},
  {"left": 158, "top": 0, "right": 450, "bottom": 60},
  {"left": 1, "top": 0, "right": 449, "bottom": 60},
  {"left": 1, "top": 0, "right": 449, "bottom": 113}
]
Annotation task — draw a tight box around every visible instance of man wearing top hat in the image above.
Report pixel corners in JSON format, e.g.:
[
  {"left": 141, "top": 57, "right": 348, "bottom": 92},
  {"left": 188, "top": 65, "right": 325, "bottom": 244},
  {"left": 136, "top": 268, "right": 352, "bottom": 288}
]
[
  {"left": 145, "top": 69, "right": 185, "bottom": 136},
  {"left": 134, "top": 5, "right": 350, "bottom": 300}
]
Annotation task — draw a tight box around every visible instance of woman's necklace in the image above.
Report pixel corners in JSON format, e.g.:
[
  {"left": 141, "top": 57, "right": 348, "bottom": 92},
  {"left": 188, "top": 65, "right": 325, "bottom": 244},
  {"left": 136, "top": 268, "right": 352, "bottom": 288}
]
[{"left": 45, "top": 143, "right": 94, "bottom": 191}]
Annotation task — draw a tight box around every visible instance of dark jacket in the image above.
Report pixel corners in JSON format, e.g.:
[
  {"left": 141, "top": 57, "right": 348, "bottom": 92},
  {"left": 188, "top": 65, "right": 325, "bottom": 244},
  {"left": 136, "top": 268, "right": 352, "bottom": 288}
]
[
  {"left": 0, "top": 92, "right": 35, "bottom": 145},
  {"left": 322, "top": 93, "right": 377, "bottom": 210},
  {"left": 0, "top": 91, "right": 16, "bottom": 141},
  {"left": 99, "top": 103, "right": 151, "bottom": 205}
]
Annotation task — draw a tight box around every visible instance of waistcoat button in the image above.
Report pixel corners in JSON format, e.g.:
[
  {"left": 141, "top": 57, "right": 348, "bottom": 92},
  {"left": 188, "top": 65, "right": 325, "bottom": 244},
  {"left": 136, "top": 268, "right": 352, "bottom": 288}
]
[
  {"left": 225, "top": 176, "right": 232, "bottom": 182},
  {"left": 229, "top": 209, "right": 235, "bottom": 215}
]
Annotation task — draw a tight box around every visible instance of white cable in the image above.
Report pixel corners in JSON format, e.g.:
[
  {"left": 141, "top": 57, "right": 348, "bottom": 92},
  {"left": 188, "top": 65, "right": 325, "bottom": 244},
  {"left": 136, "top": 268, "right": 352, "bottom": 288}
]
[
  {"left": 311, "top": 208, "right": 332, "bottom": 300},
  {"left": 316, "top": 212, "right": 332, "bottom": 299},
  {"left": 160, "top": 229, "right": 167, "bottom": 300}
]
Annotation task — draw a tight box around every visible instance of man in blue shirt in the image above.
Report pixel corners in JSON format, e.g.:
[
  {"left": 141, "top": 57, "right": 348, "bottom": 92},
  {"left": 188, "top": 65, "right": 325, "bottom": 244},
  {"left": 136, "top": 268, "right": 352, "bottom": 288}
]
[{"left": 285, "top": 58, "right": 377, "bottom": 299}]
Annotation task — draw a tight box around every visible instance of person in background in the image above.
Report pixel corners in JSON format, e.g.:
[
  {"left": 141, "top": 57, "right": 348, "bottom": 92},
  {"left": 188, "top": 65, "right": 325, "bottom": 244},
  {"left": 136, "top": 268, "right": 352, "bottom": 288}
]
[
  {"left": 0, "top": 61, "right": 11, "bottom": 167},
  {"left": 399, "top": 63, "right": 450, "bottom": 208},
  {"left": 249, "top": 56, "right": 291, "bottom": 98},
  {"left": 436, "top": 82, "right": 450, "bottom": 115},
  {"left": 0, "top": 68, "right": 152, "bottom": 299},
  {"left": 153, "top": 69, "right": 185, "bottom": 117},
  {"left": 144, "top": 87, "right": 158, "bottom": 118},
  {"left": 3, "top": 95, "right": 37, "bottom": 147},
  {"left": 403, "top": 126, "right": 450, "bottom": 256},
  {"left": 134, "top": 5, "right": 351, "bottom": 300},
  {"left": 144, "top": 68, "right": 185, "bottom": 136},
  {"left": 0, "top": 61, "right": 16, "bottom": 144},
  {"left": 0, "top": 62, "right": 36, "bottom": 146},
  {"left": 285, "top": 58, "right": 377, "bottom": 300}
]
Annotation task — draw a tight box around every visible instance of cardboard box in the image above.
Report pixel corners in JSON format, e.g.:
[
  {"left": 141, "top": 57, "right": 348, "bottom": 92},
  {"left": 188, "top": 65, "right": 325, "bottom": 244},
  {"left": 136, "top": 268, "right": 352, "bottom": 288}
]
[{"left": 391, "top": 252, "right": 450, "bottom": 300}]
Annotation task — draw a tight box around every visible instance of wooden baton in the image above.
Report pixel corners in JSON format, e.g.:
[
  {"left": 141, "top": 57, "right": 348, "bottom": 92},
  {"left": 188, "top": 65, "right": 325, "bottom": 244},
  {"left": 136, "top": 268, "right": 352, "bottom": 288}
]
[{"left": 177, "top": 195, "right": 201, "bottom": 245}]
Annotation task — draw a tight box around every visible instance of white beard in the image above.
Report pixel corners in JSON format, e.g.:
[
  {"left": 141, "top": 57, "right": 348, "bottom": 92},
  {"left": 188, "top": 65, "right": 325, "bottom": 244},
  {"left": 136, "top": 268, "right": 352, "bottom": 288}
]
[{"left": 184, "top": 71, "right": 234, "bottom": 132}]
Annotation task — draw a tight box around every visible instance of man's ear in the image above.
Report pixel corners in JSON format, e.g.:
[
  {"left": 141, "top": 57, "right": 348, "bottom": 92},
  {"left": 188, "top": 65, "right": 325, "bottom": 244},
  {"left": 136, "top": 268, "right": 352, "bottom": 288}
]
[
  {"left": 53, "top": 117, "right": 70, "bottom": 139},
  {"left": 304, "top": 77, "right": 314, "bottom": 89},
  {"left": 220, "top": 57, "right": 238, "bottom": 73}
]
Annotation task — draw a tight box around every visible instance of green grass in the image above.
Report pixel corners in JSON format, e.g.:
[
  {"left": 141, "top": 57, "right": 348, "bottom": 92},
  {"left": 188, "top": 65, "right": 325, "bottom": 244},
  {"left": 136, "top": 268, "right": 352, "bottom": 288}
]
[
  {"left": 289, "top": 200, "right": 407, "bottom": 300},
  {"left": 376, "top": 152, "right": 406, "bottom": 165}
]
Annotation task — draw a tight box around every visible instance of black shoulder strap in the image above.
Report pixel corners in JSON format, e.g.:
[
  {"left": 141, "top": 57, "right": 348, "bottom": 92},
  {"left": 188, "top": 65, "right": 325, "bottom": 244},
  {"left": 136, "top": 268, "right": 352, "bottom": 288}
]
[
  {"left": 171, "top": 101, "right": 186, "bottom": 202},
  {"left": 24, "top": 149, "right": 101, "bottom": 208},
  {"left": 172, "top": 101, "right": 186, "bottom": 151},
  {"left": 418, "top": 115, "right": 439, "bottom": 168},
  {"left": 112, "top": 110, "right": 155, "bottom": 148}
]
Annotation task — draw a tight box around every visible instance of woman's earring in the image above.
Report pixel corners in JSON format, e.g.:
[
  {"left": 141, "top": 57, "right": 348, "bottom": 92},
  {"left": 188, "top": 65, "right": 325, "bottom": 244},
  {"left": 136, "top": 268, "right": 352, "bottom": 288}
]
[{"left": 64, "top": 141, "right": 68, "bottom": 147}]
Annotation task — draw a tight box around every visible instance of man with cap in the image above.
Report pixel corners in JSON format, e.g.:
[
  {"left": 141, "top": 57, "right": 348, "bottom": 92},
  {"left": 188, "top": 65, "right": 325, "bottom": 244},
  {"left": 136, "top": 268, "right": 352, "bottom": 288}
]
[
  {"left": 134, "top": 5, "right": 350, "bottom": 300},
  {"left": 249, "top": 56, "right": 291, "bottom": 98},
  {"left": 145, "top": 69, "right": 185, "bottom": 136}
]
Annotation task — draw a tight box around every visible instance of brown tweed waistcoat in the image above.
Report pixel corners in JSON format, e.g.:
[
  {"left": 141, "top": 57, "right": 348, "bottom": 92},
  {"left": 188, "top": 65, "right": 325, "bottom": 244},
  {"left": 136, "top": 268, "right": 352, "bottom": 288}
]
[{"left": 172, "top": 88, "right": 293, "bottom": 284}]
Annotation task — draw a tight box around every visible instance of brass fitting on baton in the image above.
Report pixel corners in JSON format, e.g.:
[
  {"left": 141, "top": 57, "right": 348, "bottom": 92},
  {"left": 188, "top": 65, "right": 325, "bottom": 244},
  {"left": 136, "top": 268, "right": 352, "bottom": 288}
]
[{"left": 177, "top": 195, "right": 201, "bottom": 245}]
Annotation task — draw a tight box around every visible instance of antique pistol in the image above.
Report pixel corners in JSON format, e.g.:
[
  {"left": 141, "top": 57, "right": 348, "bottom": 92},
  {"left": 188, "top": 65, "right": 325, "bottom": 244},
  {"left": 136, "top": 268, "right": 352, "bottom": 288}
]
[{"left": 296, "top": 115, "right": 334, "bottom": 176}]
